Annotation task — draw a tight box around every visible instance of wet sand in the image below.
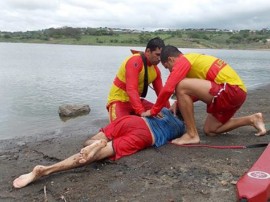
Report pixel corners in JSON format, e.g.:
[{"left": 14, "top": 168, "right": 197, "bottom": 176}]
[{"left": 0, "top": 84, "right": 269, "bottom": 202}]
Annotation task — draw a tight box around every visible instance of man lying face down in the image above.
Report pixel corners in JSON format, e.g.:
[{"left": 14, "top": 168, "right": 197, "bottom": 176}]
[{"left": 13, "top": 108, "right": 185, "bottom": 188}]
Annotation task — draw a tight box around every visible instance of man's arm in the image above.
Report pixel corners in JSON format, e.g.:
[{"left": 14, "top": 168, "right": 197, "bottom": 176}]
[
  {"left": 125, "top": 55, "right": 145, "bottom": 115},
  {"left": 150, "top": 57, "right": 191, "bottom": 116},
  {"left": 152, "top": 66, "right": 170, "bottom": 108}
]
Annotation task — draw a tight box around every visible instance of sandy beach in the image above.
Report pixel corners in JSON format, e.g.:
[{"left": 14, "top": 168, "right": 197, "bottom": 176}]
[{"left": 0, "top": 84, "right": 269, "bottom": 202}]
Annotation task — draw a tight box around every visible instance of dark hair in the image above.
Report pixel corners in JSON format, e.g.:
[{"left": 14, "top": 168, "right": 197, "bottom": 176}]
[
  {"left": 160, "top": 45, "right": 182, "bottom": 63},
  {"left": 146, "top": 37, "right": 165, "bottom": 51}
]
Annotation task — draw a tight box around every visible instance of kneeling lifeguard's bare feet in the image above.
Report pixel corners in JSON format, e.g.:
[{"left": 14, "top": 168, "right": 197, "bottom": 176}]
[
  {"left": 252, "top": 113, "right": 266, "bottom": 136},
  {"left": 79, "top": 139, "right": 107, "bottom": 164},
  {"left": 171, "top": 133, "right": 200, "bottom": 145},
  {"left": 13, "top": 165, "right": 45, "bottom": 188}
]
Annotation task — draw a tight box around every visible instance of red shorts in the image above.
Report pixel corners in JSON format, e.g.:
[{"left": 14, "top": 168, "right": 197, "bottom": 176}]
[
  {"left": 100, "top": 115, "right": 153, "bottom": 160},
  {"left": 207, "top": 82, "right": 246, "bottom": 124},
  {"left": 107, "top": 99, "right": 154, "bottom": 122}
]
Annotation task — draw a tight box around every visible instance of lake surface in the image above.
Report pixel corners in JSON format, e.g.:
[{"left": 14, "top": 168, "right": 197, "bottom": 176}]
[{"left": 1, "top": 43, "right": 270, "bottom": 140}]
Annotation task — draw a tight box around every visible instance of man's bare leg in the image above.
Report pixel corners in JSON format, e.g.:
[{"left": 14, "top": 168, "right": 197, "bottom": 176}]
[
  {"left": 171, "top": 79, "right": 213, "bottom": 145},
  {"left": 171, "top": 93, "right": 200, "bottom": 145},
  {"left": 13, "top": 140, "right": 108, "bottom": 189},
  {"left": 204, "top": 113, "right": 266, "bottom": 136},
  {"left": 83, "top": 132, "right": 109, "bottom": 147},
  {"left": 79, "top": 140, "right": 110, "bottom": 163}
]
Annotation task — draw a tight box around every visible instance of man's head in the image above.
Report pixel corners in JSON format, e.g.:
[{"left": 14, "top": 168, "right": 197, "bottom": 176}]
[
  {"left": 145, "top": 37, "right": 165, "bottom": 65},
  {"left": 160, "top": 45, "right": 182, "bottom": 72}
]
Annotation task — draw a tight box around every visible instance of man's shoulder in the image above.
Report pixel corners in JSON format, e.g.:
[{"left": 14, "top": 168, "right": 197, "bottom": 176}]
[{"left": 126, "top": 54, "right": 143, "bottom": 69}]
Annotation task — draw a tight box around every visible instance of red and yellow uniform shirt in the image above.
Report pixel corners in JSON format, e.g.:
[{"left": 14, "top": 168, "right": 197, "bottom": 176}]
[
  {"left": 107, "top": 53, "right": 163, "bottom": 115},
  {"left": 150, "top": 53, "right": 246, "bottom": 115}
]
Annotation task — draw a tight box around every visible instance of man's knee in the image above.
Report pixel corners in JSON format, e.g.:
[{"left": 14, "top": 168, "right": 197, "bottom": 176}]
[
  {"left": 175, "top": 79, "right": 199, "bottom": 99},
  {"left": 175, "top": 81, "right": 186, "bottom": 95}
]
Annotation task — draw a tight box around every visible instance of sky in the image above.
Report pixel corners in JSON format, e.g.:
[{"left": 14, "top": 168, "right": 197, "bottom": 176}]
[{"left": 1, "top": 0, "right": 270, "bottom": 32}]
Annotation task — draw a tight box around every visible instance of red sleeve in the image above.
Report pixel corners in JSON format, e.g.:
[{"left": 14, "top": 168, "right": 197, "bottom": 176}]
[
  {"left": 125, "top": 55, "right": 145, "bottom": 115},
  {"left": 150, "top": 56, "right": 191, "bottom": 115},
  {"left": 152, "top": 66, "right": 170, "bottom": 108},
  {"left": 152, "top": 66, "right": 163, "bottom": 95}
]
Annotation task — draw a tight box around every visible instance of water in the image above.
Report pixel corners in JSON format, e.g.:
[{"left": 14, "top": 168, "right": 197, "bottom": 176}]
[{"left": 1, "top": 43, "right": 270, "bottom": 140}]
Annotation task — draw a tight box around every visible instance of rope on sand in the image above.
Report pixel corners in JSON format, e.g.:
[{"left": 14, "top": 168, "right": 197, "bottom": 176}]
[{"left": 44, "top": 186, "right": 48, "bottom": 202}]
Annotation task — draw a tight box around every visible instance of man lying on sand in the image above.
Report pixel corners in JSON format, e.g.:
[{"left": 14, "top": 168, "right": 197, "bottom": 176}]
[{"left": 13, "top": 108, "right": 185, "bottom": 188}]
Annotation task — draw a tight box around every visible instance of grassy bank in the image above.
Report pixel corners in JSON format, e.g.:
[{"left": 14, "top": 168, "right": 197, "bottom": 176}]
[{"left": 1, "top": 28, "right": 270, "bottom": 49}]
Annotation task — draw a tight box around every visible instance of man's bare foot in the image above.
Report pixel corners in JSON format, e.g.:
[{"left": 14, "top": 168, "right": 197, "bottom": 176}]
[
  {"left": 79, "top": 139, "right": 107, "bottom": 164},
  {"left": 13, "top": 165, "right": 45, "bottom": 188},
  {"left": 171, "top": 133, "right": 200, "bottom": 145},
  {"left": 252, "top": 113, "right": 266, "bottom": 136}
]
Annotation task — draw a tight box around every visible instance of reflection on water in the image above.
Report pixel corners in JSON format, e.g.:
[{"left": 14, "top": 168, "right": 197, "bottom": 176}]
[{"left": 0, "top": 43, "right": 270, "bottom": 140}]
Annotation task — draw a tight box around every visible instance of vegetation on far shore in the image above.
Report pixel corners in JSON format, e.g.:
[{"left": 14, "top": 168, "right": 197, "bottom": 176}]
[{"left": 1, "top": 27, "right": 270, "bottom": 49}]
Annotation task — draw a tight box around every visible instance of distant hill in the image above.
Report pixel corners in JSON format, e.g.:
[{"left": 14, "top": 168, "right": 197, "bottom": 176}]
[{"left": 1, "top": 27, "right": 270, "bottom": 49}]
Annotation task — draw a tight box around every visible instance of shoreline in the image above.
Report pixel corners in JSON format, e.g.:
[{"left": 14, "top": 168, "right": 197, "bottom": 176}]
[{"left": 0, "top": 84, "right": 269, "bottom": 201}]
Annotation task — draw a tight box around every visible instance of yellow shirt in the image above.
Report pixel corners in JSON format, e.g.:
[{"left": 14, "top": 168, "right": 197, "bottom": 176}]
[
  {"left": 185, "top": 53, "right": 246, "bottom": 92},
  {"left": 107, "top": 53, "right": 163, "bottom": 114}
]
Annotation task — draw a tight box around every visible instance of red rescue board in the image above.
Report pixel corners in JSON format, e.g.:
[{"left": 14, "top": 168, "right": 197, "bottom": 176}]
[{"left": 236, "top": 143, "right": 270, "bottom": 202}]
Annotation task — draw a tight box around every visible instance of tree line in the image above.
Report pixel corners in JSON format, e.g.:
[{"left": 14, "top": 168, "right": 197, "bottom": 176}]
[{"left": 1, "top": 26, "right": 270, "bottom": 48}]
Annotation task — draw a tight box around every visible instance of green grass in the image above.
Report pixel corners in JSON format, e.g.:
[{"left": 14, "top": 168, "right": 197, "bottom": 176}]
[{"left": 1, "top": 31, "right": 270, "bottom": 50}]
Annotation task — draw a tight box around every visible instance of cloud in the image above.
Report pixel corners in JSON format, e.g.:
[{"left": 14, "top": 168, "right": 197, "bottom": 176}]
[
  {"left": 3, "top": 0, "right": 59, "bottom": 10},
  {"left": 0, "top": 0, "right": 270, "bottom": 32}
]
